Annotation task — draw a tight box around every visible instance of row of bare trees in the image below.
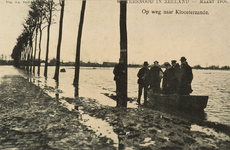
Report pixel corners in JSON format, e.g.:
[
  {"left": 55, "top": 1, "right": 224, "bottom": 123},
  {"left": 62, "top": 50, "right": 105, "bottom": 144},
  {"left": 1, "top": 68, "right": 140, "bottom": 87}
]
[
  {"left": 11, "top": 0, "right": 55, "bottom": 76},
  {"left": 11, "top": 0, "right": 69, "bottom": 80},
  {"left": 11, "top": 0, "right": 128, "bottom": 107}
]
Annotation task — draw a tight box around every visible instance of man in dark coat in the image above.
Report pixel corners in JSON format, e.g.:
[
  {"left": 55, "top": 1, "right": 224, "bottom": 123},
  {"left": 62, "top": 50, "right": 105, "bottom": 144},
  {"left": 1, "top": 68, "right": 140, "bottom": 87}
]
[
  {"left": 162, "top": 62, "right": 171, "bottom": 94},
  {"left": 149, "top": 61, "right": 163, "bottom": 93},
  {"left": 113, "top": 58, "right": 126, "bottom": 96},
  {"left": 178, "top": 57, "right": 193, "bottom": 95},
  {"left": 169, "top": 60, "right": 180, "bottom": 94},
  {"left": 137, "top": 61, "right": 150, "bottom": 104}
]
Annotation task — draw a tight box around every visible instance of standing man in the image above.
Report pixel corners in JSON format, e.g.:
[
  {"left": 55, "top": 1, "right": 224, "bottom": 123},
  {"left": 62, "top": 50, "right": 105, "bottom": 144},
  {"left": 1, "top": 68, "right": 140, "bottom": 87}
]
[
  {"left": 162, "top": 62, "right": 171, "bottom": 94},
  {"left": 113, "top": 58, "right": 126, "bottom": 97},
  {"left": 178, "top": 57, "right": 193, "bottom": 95},
  {"left": 149, "top": 61, "right": 163, "bottom": 93},
  {"left": 169, "top": 60, "right": 180, "bottom": 94},
  {"left": 171, "top": 60, "right": 177, "bottom": 68},
  {"left": 137, "top": 61, "right": 150, "bottom": 104}
]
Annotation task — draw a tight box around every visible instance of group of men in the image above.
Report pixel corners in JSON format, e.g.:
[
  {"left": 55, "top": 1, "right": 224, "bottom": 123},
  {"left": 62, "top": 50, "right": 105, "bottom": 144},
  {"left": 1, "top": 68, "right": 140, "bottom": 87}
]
[
  {"left": 137, "top": 57, "right": 193, "bottom": 104},
  {"left": 113, "top": 56, "right": 193, "bottom": 105}
]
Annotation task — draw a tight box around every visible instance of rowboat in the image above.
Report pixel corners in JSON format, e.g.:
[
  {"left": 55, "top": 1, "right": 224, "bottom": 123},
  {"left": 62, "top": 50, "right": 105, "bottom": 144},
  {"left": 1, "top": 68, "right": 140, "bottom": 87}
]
[{"left": 147, "top": 92, "right": 209, "bottom": 111}]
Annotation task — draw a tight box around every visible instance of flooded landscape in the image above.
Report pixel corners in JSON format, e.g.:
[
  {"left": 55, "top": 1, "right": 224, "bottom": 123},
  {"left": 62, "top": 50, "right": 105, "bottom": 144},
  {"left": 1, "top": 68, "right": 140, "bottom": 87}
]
[
  {"left": 1, "top": 65, "right": 230, "bottom": 149},
  {"left": 4, "top": 65, "right": 229, "bottom": 126}
]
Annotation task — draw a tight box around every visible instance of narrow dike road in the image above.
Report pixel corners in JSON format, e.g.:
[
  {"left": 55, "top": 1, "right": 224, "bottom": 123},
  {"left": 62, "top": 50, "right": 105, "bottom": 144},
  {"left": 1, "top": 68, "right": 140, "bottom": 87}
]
[
  {"left": 0, "top": 75, "right": 230, "bottom": 149},
  {"left": 0, "top": 75, "right": 116, "bottom": 149}
]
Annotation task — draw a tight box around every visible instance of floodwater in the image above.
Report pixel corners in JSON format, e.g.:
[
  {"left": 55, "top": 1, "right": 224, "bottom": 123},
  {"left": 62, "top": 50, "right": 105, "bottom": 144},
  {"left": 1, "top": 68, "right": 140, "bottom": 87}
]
[{"left": 1, "top": 65, "right": 230, "bottom": 127}]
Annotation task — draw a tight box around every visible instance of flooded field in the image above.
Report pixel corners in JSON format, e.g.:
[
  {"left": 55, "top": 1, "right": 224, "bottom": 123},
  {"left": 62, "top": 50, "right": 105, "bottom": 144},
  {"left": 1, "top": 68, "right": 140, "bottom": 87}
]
[{"left": 1, "top": 65, "right": 230, "bottom": 126}]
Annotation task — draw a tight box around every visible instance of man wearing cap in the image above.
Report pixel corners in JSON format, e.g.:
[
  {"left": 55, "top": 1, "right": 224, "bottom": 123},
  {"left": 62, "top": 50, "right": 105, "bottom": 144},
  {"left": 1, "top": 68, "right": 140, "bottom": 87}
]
[
  {"left": 171, "top": 60, "right": 177, "bottom": 68},
  {"left": 137, "top": 61, "right": 150, "bottom": 104},
  {"left": 113, "top": 58, "right": 126, "bottom": 96},
  {"left": 149, "top": 61, "right": 163, "bottom": 93},
  {"left": 169, "top": 60, "right": 180, "bottom": 94},
  {"left": 178, "top": 57, "right": 193, "bottom": 95},
  {"left": 162, "top": 62, "right": 171, "bottom": 94}
]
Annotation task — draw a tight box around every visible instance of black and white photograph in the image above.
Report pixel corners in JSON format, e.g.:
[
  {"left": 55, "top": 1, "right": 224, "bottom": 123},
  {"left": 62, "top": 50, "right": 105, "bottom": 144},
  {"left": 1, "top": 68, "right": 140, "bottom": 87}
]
[{"left": 0, "top": 0, "right": 230, "bottom": 149}]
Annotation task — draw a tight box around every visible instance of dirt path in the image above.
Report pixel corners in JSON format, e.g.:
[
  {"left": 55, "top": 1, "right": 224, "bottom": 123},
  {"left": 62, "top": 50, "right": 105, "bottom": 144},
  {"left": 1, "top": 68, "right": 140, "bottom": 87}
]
[{"left": 0, "top": 75, "right": 116, "bottom": 149}]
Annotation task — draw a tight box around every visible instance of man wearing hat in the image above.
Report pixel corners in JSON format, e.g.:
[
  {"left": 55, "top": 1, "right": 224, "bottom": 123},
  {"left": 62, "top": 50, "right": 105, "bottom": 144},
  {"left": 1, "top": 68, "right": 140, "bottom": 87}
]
[
  {"left": 137, "top": 61, "right": 150, "bottom": 104},
  {"left": 169, "top": 60, "right": 180, "bottom": 94},
  {"left": 171, "top": 60, "right": 177, "bottom": 68},
  {"left": 162, "top": 62, "right": 171, "bottom": 94},
  {"left": 113, "top": 58, "right": 126, "bottom": 96},
  {"left": 149, "top": 61, "right": 163, "bottom": 93},
  {"left": 178, "top": 57, "right": 193, "bottom": 95}
]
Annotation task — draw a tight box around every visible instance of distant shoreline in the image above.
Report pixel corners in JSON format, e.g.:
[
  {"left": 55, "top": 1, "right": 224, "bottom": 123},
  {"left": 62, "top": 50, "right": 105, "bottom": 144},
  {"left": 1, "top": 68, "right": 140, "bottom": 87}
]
[
  {"left": 1, "top": 64, "right": 230, "bottom": 71},
  {"left": 1, "top": 60, "right": 230, "bottom": 71}
]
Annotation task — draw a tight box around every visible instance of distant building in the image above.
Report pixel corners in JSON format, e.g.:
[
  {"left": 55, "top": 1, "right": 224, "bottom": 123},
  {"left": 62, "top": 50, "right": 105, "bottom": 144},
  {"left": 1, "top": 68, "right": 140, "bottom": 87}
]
[{"left": 102, "top": 62, "right": 117, "bottom": 67}]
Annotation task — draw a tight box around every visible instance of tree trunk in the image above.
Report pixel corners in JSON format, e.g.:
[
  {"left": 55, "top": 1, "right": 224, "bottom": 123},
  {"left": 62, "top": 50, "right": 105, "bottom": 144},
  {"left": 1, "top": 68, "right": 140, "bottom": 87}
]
[
  {"left": 73, "top": 0, "right": 86, "bottom": 97},
  {"left": 54, "top": 0, "right": 65, "bottom": 81},
  {"left": 44, "top": 23, "right": 50, "bottom": 78},
  {"left": 44, "top": 1, "right": 53, "bottom": 78},
  {"left": 29, "top": 37, "right": 33, "bottom": 73},
  {"left": 26, "top": 46, "right": 31, "bottom": 73},
  {"left": 37, "top": 26, "right": 42, "bottom": 76},
  {"left": 117, "top": 1, "right": 128, "bottom": 108},
  {"left": 33, "top": 27, "right": 38, "bottom": 74}
]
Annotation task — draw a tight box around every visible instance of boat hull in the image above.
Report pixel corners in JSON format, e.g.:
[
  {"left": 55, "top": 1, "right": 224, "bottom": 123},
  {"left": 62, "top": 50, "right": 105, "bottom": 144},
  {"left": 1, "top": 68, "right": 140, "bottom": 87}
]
[{"left": 147, "top": 92, "right": 209, "bottom": 111}]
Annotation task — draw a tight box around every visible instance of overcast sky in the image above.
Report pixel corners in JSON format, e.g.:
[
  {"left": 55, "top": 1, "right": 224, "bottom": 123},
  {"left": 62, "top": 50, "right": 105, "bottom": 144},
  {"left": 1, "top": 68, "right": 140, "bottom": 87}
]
[{"left": 0, "top": 0, "right": 230, "bottom": 67}]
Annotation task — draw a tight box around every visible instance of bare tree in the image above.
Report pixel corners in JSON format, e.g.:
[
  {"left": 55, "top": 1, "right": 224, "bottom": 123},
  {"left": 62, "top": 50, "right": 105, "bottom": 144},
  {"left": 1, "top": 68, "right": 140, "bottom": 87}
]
[
  {"left": 29, "top": 1, "right": 40, "bottom": 74},
  {"left": 36, "top": 0, "right": 47, "bottom": 76},
  {"left": 73, "top": 0, "right": 87, "bottom": 97},
  {"left": 23, "top": 15, "right": 36, "bottom": 73},
  {"left": 11, "top": 29, "right": 30, "bottom": 67},
  {"left": 117, "top": 1, "right": 128, "bottom": 108},
  {"left": 28, "top": 11, "right": 37, "bottom": 73},
  {"left": 44, "top": 0, "right": 56, "bottom": 78},
  {"left": 54, "top": 0, "right": 65, "bottom": 81}
]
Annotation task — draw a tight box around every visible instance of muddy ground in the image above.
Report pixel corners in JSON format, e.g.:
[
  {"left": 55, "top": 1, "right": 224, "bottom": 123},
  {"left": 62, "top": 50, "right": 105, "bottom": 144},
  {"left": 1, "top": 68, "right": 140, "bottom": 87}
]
[{"left": 0, "top": 75, "right": 230, "bottom": 149}]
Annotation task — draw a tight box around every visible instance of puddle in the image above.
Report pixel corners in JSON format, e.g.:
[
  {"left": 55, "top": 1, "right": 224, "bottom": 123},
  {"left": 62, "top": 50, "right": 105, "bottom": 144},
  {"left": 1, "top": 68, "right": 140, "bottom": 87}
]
[
  {"left": 191, "top": 124, "right": 230, "bottom": 141},
  {"left": 79, "top": 110, "right": 118, "bottom": 145},
  {"left": 58, "top": 99, "right": 119, "bottom": 148},
  {"left": 59, "top": 99, "right": 75, "bottom": 111}
]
